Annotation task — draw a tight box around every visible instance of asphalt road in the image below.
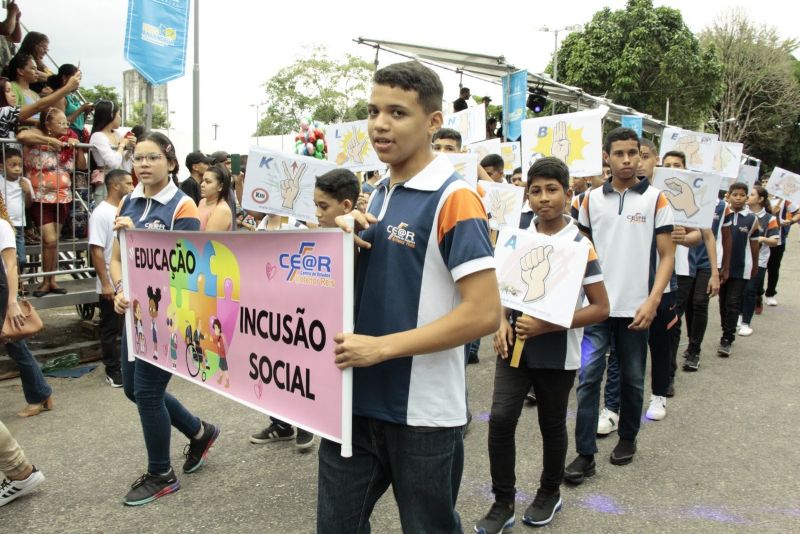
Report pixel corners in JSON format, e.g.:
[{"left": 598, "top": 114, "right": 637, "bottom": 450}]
[{"left": 2, "top": 243, "right": 800, "bottom": 533}]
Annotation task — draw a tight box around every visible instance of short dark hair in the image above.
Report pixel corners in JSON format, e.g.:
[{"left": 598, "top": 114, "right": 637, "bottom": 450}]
[
  {"left": 527, "top": 157, "right": 570, "bottom": 191},
  {"left": 511, "top": 166, "right": 522, "bottom": 176},
  {"left": 728, "top": 181, "right": 749, "bottom": 195},
  {"left": 480, "top": 154, "right": 504, "bottom": 170},
  {"left": 1, "top": 147, "right": 22, "bottom": 162},
  {"left": 460, "top": 87, "right": 470, "bottom": 96},
  {"left": 603, "top": 127, "right": 640, "bottom": 153},
  {"left": 315, "top": 168, "right": 360, "bottom": 205},
  {"left": 105, "top": 168, "right": 131, "bottom": 187},
  {"left": 432, "top": 128, "right": 462, "bottom": 148},
  {"left": 639, "top": 137, "right": 657, "bottom": 152},
  {"left": 373, "top": 61, "right": 443, "bottom": 113},
  {"left": 662, "top": 150, "right": 686, "bottom": 167}
]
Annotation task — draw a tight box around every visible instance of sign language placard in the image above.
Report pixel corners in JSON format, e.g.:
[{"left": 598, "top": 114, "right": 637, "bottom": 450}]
[
  {"left": 481, "top": 182, "right": 525, "bottom": 230},
  {"left": 495, "top": 228, "right": 589, "bottom": 328},
  {"left": 652, "top": 168, "right": 722, "bottom": 228}
]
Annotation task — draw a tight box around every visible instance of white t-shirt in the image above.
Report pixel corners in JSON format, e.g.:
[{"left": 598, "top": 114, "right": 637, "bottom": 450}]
[
  {"left": 88, "top": 200, "right": 118, "bottom": 293},
  {"left": 0, "top": 175, "right": 32, "bottom": 226},
  {"left": 89, "top": 132, "right": 132, "bottom": 172},
  {"left": 0, "top": 218, "right": 16, "bottom": 273}
]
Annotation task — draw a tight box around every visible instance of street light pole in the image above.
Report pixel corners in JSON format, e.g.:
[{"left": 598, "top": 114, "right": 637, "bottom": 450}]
[
  {"left": 538, "top": 24, "right": 583, "bottom": 114},
  {"left": 250, "top": 102, "right": 266, "bottom": 146}
]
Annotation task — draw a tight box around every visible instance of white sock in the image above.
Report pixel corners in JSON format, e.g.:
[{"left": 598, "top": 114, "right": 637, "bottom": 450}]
[{"left": 193, "top": 423, "right": 204, "bottom": 440}]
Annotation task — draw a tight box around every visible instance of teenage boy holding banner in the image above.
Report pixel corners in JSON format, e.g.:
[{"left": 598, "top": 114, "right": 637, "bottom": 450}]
[{"left": 318, "top": 61, "right": 500, "bottom": 533}]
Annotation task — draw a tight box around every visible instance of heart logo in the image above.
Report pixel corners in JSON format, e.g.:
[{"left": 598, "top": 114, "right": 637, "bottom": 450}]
[
  {"left": 266, "top": 262, "right": 277, "bottom": 280},
  {"left": 254, "top": 381, "right": 263, "bottom": 399}
]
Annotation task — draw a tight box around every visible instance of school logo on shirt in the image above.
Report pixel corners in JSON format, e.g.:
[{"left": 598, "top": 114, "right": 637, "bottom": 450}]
[
  {"left": 737, "top": 224, "right": 750, "bottom": 234},
  {"left": 626, "top": 213, "right": 647, "bottom": 224},
  {"left": 145, "top": 219, "right": 167, "bottom": 230},
  {"left": 386, "top": 222, "right": 416, "bottom": 248},
  {"left": 278, "top": 241, "right": 335, "bottom": 288}
]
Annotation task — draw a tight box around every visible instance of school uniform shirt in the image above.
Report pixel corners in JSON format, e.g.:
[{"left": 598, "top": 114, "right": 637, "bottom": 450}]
[
  {"left": 570, "top": 191, "right": 586, "bottom": 221},
  {"left": 721, "top": 207, "right": 759, "bottom": 280},
  {"left": 354, "top": 154, "right": 494, "bottom": 427},
  {"left": 519, "top": 202, "right": 534, "bottom": 230},
  {"left": 578, "top": 179, "right": 674, "bottom": 317},
  {"left": 690, "top": 198, "right": 726, "bottom": 274},
  {"left": 512, "top": 215, "right": 602, "bottom": 370},
  {"left": 119, "top": 180, "right": 200, "bottom": 232},
  {"left": 88, "top": 200, "right": 118, "bottom": 293},
  {"left": 753, "top": 208, "right": 780, "bottom": 268},
  {"left": 773, "top": 199, "right": 799, "bottom": 243},
  {"left": 0, "top": 175, "right": 32, "bottom": 226}
]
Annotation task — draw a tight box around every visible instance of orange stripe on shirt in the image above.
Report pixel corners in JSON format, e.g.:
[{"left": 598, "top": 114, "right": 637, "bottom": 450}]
[
  {"left": 587, "top": 244, "right": 598, "bottom": 262},
  {"left": 768, "top": 218, "right": 779, "bottom": 230},
  {"left": 174, "top": 197, "right": 199, "bottom": 221},
  {"left": 438, "top": 187, "right": 488, "bottom": 243},
  {"left": 656, "top": 192, "right": 670, "bottom": 211}
]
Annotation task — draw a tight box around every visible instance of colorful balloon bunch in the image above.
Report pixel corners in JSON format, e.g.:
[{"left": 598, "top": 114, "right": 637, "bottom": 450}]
[{"left": 294, "top": 118, "right": 327, "bottom": 159}]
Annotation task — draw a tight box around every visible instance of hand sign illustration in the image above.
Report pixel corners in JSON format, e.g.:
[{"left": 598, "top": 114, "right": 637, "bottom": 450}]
[
  {"left": 520, "top": 245, "right": 553, "bottom": 302},
  {"left": 280, "top": 161, "right": 306, "bottom": 209},
  {"left": 663, "top": 177, "right": 700, "bottom": 217},
  {"left": 336, "top": 127, "right": 369, "bottom": 165},
  {"left": 674, "top": 136, "right": 702, "bottom": 165},
  {"left": 551, "top": 121, "right": 570, "bottom": 162},
  {"left": 490, "top": 192, "right": 509, "bottom": 225}
]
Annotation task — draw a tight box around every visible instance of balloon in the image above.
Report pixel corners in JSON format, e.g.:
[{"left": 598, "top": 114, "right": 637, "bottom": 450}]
[
  {"left": 314, "top": 151, "right": 324, "bottom": 159},
  {"left": 308, "top": 133, "right": 317, "bottom": 144},
  {"left": 306, "top": 142, "right": 315, "bottom": 155},
  {"left": 296, "top": 144, "right": 305, "bottom": 155},
  {"left": 316, "top": 139, "right": 325, "bottom": 151},
  {"left": 294, "top": 134, "right": 302, "bottom": 142},
  {"left": 314, "top": 128, "right": 324, "bottom": 139}
]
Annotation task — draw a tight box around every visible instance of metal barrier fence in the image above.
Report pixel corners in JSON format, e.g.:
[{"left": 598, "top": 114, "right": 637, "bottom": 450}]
[{"left": 0, "top": 136, "right": 105, "bottom": 315}]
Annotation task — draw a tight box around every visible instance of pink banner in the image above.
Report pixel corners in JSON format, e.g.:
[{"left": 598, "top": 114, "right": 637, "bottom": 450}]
[{"left": 120, "top": 228, "right": 353, "bottom": 446}]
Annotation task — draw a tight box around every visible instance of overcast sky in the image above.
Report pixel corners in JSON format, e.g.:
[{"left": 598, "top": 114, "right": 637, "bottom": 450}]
[{"left": 21, "top": 0, "right": 800, "bottom": 166}]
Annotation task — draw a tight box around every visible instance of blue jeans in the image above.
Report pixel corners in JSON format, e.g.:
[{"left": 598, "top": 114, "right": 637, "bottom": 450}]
[
  {"left": 121, "top": 333, "right": 201, "bottom": 474},
  {"left": 5, "top": 340, "right": 51, "bottom": 404},
  {"left": 14, "top": 226, "right": 25, "bottom": 271},
  {"left": 576, "top": 319, "right": 649, "bottom": 455},
  {"left": 317, "top": 416, "right": 464, "bottom": 533},
  {"left": 742, "top": 267, "right": 766, "bottom": 325}
]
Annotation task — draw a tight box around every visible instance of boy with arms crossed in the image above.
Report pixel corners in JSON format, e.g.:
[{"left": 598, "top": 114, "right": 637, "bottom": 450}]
[{"left": 318, "top": 61, "right": 500, "bottom": 533}]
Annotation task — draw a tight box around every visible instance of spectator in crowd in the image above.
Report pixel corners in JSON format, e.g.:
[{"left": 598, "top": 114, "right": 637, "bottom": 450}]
[
  {"left": 46, "top": 64, "right": 92, "bottom": 140},
  {"left": 0, "top": 190, "right": 53, "bottom": 417},
  {"left": 0, "top": 147, "right": 30, "bottom": 289},
  {"left": 0, "top": 419, "right": 45, "bottom": 507},
  {"left": 17, "top": 31, "right": 50, "bottom": 94},
  {"left": 486, "top": 117, "right": 498, "bottom": 139},
  {"left": 17, "top": 107, "right": 85, "bottom": 297},
  {"left": 89, "top": 100, "right": 134, "bottom": 205},
  {"left": 197, "top": 164, "right": 232, "bottom": 231},
  {"left": 0, "top": 1, "right": 22, "bottom": 72},
  {"left": 4, "top": 53, "right": 43, "bottom": 125},
  {"left": 453, "top": 86, "right": 470, "bottom": 112},
  {"left": 180, "top": 151, "right": 211, "bottom": 205}
]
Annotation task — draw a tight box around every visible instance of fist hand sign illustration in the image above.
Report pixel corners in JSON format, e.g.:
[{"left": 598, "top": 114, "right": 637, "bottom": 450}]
[
  {"left": 674, "top": 136, "right": 701, "bottom": 165},
  {"left": 663, "top": 177, "right": 700, "bottom": 218},
  {"left": 520, "top": 245, "right": 553, "bottom": 302},
  {"left": 551, "top": 121, "right": 570, "bottom": 162}
]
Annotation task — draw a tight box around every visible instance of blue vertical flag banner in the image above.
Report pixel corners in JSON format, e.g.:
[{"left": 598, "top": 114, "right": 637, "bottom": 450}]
[
  {"left": 621, "top": 115, "right": 643, "bottom": 138},
  {"left": 502, "top": 70, "right": 527, "bottom": 142},
  {"left": 124, "top": 0, "right": 190, "bottom": 85}
]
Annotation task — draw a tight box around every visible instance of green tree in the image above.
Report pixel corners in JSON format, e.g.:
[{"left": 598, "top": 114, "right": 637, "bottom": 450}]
[
  {"left": 129, "top": 102, "right": 171, "bottom": 129},
  {"left": 555, "top": 0, "right": 722, "bottom": 128},
  {"left": 699, "top": 9, "right": 800, "bottom": 173},
  {"left": 257, "top": 47, "right": 375, "bottom": 136},
  {"left": 78, "top": 84, "right": 120, "bottom": 108}
]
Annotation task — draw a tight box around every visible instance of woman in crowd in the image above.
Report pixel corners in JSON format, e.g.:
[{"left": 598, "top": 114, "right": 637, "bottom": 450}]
[
  {"left": 3, "top": 53, "right": 44, "bottom": 126},
  {"left": 197, "top": 164, "right": 232, "bottom": 231},
  {"left": 0, "top": 190, "right": 53, "bottom": 416},
  {"left": 109, "top": 132, "right": 219, "bottom": 506},
  {"left": 46, "top": 64, "right": 92, "bottom": 140},
  {"left": 89, "top": 100, "right": 134, "bottom": 205},
  {"left": 17, "top": 31, "right": 50, "bottom": 93}
]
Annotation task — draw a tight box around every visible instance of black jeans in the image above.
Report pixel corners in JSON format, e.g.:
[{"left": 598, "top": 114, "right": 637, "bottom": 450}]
[
  {"left": 488, "top": 356, "right": 576, "bottom": 503},
  {"left": 765, "top": 243, "right": 785, "bottom": 297},
  {"left": 676, "top": 270, "right": 712, "bottom": 357},
  {"left": 98, "top": 297, "right": 123, "bottom": 375},
  {"left": 648, "top": 292, "right": 677, "bottom": 396},
  {"left": 719, "top": 277, "right": 746, "bottom": 343}
]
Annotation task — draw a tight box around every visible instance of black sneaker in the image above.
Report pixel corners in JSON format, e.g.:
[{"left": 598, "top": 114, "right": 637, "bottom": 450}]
[
  {"left": 182, "top": 421, "right": 220, "bottom": 473},
  {"left": 610, "top": 439, "right": 636, "bottom": 465},
  {"left": 522, "top": 489, "right": 562, "bottom": 527},
  {"left": 683, "top": 353, "right": 700, "bottom": 372},
  {"left": 468, "top": 351, "right": 480, "bottom": 364},
  {"left": 564, "top": 454, "right": 595, "bottom": 485},
  {"left": 105, "top": 370, "right": 123, "bottom": 388},
  {"left": 249, "top": 422, "right": 296, "bottom": 444},
  {"left": 474, "top": 502, "right": 514, "bottom": 534},
  {"left": 295, "top": 428, "right": 315, "bottom": 451},
  {"left": 717, "top": 339, "right": 732, "bottom": 357},
  {"left": 123, "top": 469, "right": 179, "bottom": 506}
]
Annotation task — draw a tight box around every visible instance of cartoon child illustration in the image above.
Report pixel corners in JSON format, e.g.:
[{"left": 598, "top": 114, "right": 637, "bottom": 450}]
[
  {"left": 211, "top": 317, "right": 229, "bottom": 388},
  {"left": 167, "top": 312, "right": 179, "bottom": 368},
  {"left": 132, "top": 300, "right": 146, "bottom": 354},
  {"left": 193, "top": 319, "right": 207, "bottom": 370},
  {"left": 147, "top": 286, "right": 162, "bottom": 360}
]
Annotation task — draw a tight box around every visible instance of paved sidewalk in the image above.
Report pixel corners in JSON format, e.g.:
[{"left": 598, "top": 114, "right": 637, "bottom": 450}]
[{"left": 3, "top": 244, "right": 800, "bottom": 533}]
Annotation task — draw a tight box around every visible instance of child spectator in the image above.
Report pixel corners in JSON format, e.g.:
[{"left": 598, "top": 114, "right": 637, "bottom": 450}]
[
  {"left": 566, "top": 127, "right": 674, "bottom": 483},
  {"left": 0, "top": 147, "right": 31, "bottom": 278},
  {"left": 317, "top": 61, "right": 499, "bottom": 533},
  {"left": 250, "top": 168, "right": 360, "bottom": 451},
  {"left": 717, "top": 182, "right": 760, "bottom": 356},
  {"left": 89, "top": 169, "right": 134, "bottom": 387},
  {"left": 476, "top": 158, "right": 608, "bottom": 531},
  {"left": 738, "top": 185, "right": 779, "bottom": 336}
]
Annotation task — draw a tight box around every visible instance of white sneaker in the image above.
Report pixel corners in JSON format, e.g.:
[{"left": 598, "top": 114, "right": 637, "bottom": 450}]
[
  {"left": 596, "top": 408, "right": 619, "bottom": 435},
  {"left": 765, "top": 297, "right": 778, "bottom": 306},
  {"left": 737, "top": 315, "right": 743, "bottom": 327},
  {"left": 645, "top": 396, "right": 667, "bottom": 421},
  {"left": 0, "top": 467, "right": 45, "bottom": 507},
  {"left": 738, "top": 324, "right": 753, "bottom": 336}
]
